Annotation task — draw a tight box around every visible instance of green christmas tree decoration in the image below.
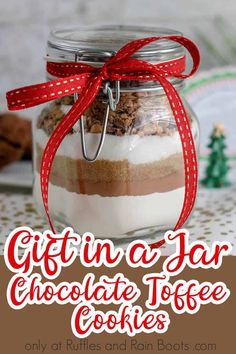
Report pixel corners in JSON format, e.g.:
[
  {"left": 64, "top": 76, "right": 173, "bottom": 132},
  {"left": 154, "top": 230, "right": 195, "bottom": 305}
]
[{"left": 202, "top": 123, "right": 231, "bottom": 188}]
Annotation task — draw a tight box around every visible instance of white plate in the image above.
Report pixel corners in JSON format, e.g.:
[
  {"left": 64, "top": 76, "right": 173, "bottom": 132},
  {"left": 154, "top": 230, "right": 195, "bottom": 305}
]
[
  {"left": 0, "top": 161, "right": 33, "bottom": 188},
  {"left": 183, "top": 66, "right": 236, "bottom": 156}
]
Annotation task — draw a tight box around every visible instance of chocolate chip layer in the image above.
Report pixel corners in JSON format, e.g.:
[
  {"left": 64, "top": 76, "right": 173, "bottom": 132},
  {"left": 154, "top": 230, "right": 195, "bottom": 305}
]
[{"left": 37, "top": 91, "right": 187, "bottom": 137}]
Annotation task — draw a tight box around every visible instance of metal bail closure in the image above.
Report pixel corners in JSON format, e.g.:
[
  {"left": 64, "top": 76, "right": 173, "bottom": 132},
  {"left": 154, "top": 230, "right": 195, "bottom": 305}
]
[
  {"left": 74, "top": 51, "right": 120, "bottom": 162},
  {"left": 103, "top": 80, "right": 120, "bottom": 111}
]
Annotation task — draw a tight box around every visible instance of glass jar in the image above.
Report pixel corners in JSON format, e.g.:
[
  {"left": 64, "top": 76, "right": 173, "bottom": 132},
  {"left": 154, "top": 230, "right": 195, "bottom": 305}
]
[{"left": 33, "top": 26, "right": 200, "bottom": 239}]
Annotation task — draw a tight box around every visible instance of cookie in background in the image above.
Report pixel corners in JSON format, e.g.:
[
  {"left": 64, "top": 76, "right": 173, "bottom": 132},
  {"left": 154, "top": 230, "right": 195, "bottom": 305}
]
[{"left": 0, "top": 113, "right": 32, "bottom": 170}]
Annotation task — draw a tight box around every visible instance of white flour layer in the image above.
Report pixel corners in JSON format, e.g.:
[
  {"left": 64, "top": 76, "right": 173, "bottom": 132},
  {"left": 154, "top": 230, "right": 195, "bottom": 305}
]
[
  {"left": 35, "top": 129, "right": 184, "bottom": 164},
  {"left": 34, "top": 172, "right": 185, "bottom": 238}
]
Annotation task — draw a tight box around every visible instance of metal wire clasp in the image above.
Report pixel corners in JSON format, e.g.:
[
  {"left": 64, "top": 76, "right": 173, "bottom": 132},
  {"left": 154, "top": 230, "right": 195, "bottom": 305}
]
[
  {"left": 103, "top": 80, "right": 120, "bottom": 111},
  {"left": 73, "top": 54, "right": 120, "bottom": 162}
]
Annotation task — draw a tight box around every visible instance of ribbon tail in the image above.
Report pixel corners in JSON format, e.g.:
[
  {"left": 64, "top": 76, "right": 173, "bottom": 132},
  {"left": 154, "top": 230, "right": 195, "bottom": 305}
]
[
  {"left": 149, "top": 77, "right": 198, "bottom": 249},
  {"left": 160, "top": 77, "right": 198, "bottom": 230},
  {"left": 150, "top": 239, "right": 166, "bottom": 250},
  {"left": 6, "top": 74, "right": 92, "bottom": 110},
  {"left": 40, "top": 75, "right": 102, "bottom": 233}
]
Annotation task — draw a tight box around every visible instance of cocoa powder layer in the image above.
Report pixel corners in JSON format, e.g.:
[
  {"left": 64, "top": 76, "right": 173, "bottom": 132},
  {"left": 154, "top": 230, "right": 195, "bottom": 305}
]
[
  {"left": 36, "top": 144, "right": 184, "bottom": 196},
  {"left": 41, "top": 170, "right": 184, "bottom": 196}
]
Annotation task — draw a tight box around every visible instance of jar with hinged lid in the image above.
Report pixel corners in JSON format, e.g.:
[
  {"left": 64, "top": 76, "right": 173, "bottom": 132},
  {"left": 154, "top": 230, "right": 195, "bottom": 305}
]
[{"left": 33, "top": 25, "right": 200, "bottom": 240}]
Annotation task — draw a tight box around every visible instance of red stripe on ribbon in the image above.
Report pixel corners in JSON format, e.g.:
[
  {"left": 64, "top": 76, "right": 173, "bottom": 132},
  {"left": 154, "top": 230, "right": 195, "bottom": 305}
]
[{"left": 6, "top": 35, "right": 200, "bottom": 249}]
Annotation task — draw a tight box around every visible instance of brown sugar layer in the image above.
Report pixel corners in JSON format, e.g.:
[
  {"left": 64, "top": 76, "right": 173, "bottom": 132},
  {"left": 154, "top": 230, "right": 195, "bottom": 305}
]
[
  {"left": 36, "top": 144, "right": 184, "bottom": 182},
  {"left": 36, "top": 144, "right": 184, "bottom": 196}
]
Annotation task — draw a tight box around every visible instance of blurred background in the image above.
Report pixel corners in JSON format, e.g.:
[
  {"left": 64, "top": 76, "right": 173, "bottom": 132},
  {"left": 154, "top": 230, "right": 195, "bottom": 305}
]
[
  {"left": 0, "top": 0, "right": 235, "bottom": 253},
  {"left": 1, "top": 0, "right": 236, "bottom": 153},
  {"left": 1, "top": 0, "right": 236, "bottom": 104}
]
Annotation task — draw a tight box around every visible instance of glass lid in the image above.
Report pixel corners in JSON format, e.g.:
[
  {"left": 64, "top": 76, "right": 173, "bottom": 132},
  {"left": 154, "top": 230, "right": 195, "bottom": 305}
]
[{"left": 47, "top": 25, "right": 184, "bottom": 63}]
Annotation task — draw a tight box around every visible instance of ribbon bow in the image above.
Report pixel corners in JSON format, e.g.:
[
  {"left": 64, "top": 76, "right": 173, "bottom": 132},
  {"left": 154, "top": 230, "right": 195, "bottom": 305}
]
[{"left": 6, "top": 35, "right": 200, "bottom": 248}]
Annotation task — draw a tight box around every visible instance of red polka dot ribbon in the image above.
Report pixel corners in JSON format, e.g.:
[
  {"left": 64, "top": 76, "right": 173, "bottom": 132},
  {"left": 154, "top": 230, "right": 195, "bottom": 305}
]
[{"left": 6, "top": 36, "right": 200, "bottom": 248}]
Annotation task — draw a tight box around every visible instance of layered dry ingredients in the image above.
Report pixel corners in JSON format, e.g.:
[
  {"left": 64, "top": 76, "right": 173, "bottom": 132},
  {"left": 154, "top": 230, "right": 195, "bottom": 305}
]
[{"left": 34, "top": 91, "right": 198, "bottom": 237}]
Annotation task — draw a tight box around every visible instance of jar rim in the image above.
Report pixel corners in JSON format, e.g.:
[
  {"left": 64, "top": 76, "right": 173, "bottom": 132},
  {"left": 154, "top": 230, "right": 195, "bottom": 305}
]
[{"left": 47, "top": 25, "right": 184, "bottom": 62}]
